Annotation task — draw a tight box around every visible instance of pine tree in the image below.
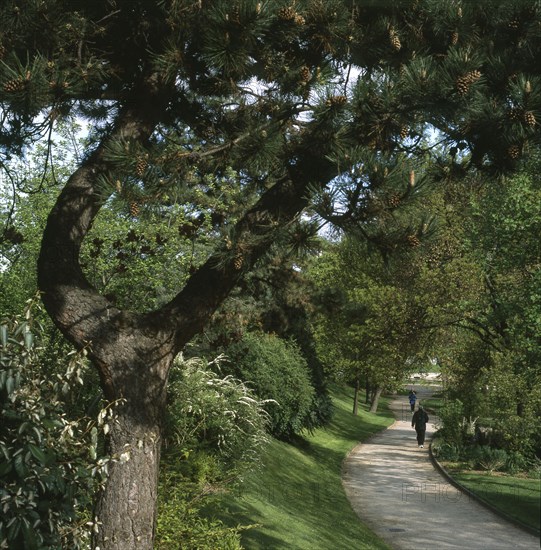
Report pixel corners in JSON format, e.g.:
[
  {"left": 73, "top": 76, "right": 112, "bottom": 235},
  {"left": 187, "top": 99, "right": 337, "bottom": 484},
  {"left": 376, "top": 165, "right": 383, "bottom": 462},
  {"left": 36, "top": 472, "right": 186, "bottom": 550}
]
[{"left": 2, "top": 1, "right": 541, "bottom": 548}]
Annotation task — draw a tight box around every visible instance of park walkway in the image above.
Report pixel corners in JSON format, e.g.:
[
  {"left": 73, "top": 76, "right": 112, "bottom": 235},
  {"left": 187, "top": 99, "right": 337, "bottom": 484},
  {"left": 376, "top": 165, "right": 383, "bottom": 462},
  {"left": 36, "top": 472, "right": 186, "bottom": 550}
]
[{"left": 342, "top": 386, "right": 540, "bottom": 549}]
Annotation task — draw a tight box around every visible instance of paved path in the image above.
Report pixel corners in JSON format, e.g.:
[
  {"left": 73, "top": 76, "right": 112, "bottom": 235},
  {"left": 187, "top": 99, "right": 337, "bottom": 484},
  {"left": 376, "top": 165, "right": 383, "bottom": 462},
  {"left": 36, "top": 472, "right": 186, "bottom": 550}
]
[{"left": 342, "top": 386, "right": 540, "bottom": 549}]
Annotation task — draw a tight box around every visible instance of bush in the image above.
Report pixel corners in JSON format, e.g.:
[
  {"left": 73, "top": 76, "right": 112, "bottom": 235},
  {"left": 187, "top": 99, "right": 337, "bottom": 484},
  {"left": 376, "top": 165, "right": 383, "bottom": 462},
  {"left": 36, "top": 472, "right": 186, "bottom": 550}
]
[
  {"left": 156, "top": 469, "right": 244, "bottom": 550},
  {"left": 0, "top": 299, "right": 110, "bottom": 549},
  {"left": 474, "top": 447, "right": 508, "bottom": 473},
  {"left": 156, "top": 354, "right": 268, "bottom": 548},
  {"left": 437, "top": 399, "right": 467, "bottom": 447},
  {"left": 433, "top": 441, "right": 462, "bottom": 462},
  {"left": 223, "top": 332, "right": 316, "bottom": 439},
  {"left": 164, "top": 354, "right": 270, "bottom": 474},
  {"left": 504, "top": 450, "right": 530, "bottom": 475}
]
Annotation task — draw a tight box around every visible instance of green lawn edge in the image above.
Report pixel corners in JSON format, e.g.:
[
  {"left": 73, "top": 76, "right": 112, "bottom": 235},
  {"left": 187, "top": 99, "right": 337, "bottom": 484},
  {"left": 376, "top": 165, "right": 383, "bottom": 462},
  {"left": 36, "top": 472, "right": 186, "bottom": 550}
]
[
  {"left": 430, "top": 453, "right": 540, "bottom": 536},
  {"left": 208, "top": 384, "right": 395, "bottom": 550}
]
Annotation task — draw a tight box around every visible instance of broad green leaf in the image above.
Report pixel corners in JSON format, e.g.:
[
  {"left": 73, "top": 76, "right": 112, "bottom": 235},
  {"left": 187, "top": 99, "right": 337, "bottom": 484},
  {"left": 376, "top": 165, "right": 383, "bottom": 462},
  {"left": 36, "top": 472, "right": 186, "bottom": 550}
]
[
  {"left": 27, "top": 444, "right": 47, "bottom": 465},
  {"left": 0, "top": 461, "right": 12, "bottom": 477}
]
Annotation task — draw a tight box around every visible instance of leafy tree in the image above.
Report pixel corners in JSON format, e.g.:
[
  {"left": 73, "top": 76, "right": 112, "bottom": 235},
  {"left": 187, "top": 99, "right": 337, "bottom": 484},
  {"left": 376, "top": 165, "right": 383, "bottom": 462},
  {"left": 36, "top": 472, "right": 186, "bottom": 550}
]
[
  {"left": 2, "top": 1, "right": 541, "bottom": 546},
  {"left": 310, "top": 237, "right": 424, "bottom": 412},
  {"left": 447, "top": 162, "right": 541, "bottom": 456}
]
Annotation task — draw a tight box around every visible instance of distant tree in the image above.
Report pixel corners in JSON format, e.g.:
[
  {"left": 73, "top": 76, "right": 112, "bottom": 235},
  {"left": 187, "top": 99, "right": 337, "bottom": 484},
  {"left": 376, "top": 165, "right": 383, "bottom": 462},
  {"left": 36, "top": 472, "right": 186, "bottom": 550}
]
[{"left": 2, "top": 1, "right": 541, "bottom": 546}]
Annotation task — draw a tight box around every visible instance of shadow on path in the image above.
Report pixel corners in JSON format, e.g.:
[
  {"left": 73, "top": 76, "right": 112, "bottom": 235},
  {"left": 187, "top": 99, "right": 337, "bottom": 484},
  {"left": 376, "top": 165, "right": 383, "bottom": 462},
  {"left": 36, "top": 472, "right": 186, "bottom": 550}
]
[{"left": 342, "top": 386, "right": 540, "bottom": 550}]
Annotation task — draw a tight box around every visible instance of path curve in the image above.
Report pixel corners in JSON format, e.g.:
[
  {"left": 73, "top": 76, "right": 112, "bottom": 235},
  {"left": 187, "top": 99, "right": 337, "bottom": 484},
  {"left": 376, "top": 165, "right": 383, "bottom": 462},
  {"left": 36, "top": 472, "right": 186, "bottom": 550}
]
[{"left": 342, "top": 386, "right": 540, "bottom": 549}]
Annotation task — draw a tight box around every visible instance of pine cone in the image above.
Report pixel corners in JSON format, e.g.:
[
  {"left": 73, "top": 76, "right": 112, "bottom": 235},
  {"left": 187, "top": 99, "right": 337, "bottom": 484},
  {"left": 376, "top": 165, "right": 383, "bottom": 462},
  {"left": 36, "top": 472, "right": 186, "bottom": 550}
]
[
  {"left": 524, "top": 111, "right": 536, "bottom": 127},
  {"left": 299, "top": 65, "right": 311, "bottom": 83},
  {"left": 326, "top": 95, "right": 347, "bottom": 107},
  {"left": 135, "top": 156, "right": 148, "bottom": 177},
  {"left": 388, "top": 194, "right": 401, "bottom": 208},
  {"left": 508, "top": 107, "right": 522, "bottom": 120},
  {"left": 230, "top": 5, "right": 240, "bottom": 23},
  {"left": 450, "top": 31, "right": 459, "bottom": 45},
  {"left": 294, "top": 14, "right": 305, "bottom": 25},
  {"left": 129, "top": 202, "right": 140, "bottom": 217},
  {"left": 3, "top": 78, "right": 25, "bottom": 93},
  {"left": 466, "top": 70, "right": 481, "bottom": 82},
  {"left": 389, "top": 29, "right": 401, "bottom": 52},
  {"left": 400, "top": 126, "right": 409, "bottom": 140},
  {"left": 407, "top": 234, "right": 421, "bottom": 247},
  {"left": 507, "top": 144, "right": 520, "bottom": 159},
  {"left": 233, "top": 254, "right": 243, "bottom": 270},
  {"left": 456, "top": 75, "right": 470, "bottom": 95},
  {"left": 278, "top": 6, "right": 296, "bottom": 21}
]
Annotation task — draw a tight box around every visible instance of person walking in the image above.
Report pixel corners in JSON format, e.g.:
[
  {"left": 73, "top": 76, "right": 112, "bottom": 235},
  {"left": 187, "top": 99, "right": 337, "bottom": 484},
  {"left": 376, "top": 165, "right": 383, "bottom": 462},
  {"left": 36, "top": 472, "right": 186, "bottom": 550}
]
[
  {"left": 412, "top": 404, "right": 429, "bottom": 448},
  {"left": 408, "top": 389, "right": 417, "bottom": 412}
]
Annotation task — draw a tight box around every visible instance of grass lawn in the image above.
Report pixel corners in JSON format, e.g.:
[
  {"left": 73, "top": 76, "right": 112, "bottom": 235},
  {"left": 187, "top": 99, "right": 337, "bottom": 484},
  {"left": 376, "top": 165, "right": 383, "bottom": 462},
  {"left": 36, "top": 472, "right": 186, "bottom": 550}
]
[
  {"left": 443, "top": 467, "right": 540, "bottom": 534},
  {"left": 207, "top": 384, "right": 394, "bottom": 549}
]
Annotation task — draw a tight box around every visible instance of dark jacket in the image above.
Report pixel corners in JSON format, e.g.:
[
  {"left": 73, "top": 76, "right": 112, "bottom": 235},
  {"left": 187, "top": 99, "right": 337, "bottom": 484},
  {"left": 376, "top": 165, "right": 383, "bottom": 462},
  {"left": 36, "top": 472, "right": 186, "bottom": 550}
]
[{"left": 412, "top": 409, "right": 429, "bottom": 430}]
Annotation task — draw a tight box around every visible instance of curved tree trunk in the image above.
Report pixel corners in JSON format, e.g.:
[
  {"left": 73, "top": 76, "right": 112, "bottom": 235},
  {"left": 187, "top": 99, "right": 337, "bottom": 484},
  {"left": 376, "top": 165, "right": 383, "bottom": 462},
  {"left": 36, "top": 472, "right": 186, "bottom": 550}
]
[{"left": 36, "top": 70, "right": 338, "bottom": 548}]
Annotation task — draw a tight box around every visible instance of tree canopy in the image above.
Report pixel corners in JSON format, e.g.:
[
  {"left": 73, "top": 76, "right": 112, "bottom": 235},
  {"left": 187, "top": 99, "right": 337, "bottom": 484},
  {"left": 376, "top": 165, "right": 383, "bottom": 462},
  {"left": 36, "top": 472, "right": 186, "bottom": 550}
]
[{"left": 3, "top": 1, "right": 541, "bottom": 547}]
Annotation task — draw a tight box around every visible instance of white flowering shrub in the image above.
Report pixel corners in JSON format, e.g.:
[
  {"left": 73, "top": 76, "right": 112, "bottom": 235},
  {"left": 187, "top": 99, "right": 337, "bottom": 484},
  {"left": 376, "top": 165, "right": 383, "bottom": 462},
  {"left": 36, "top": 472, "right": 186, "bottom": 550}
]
[{"left": 156, "top": 354, "right": 270, "bottom": 549}]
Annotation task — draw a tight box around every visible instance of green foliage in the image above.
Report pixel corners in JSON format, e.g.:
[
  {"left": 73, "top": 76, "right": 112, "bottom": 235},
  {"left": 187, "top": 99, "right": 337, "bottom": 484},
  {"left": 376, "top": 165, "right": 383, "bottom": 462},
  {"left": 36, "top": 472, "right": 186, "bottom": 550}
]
[
  {"left": 504, "top": 450, "right": 531, "bottom": 475},
  {"left": 164, "top": 354, "right": 270, "bottom": 475},
  {"left": 224, "top": 332, "right": 315, "bottom": 439},
  {"left": 156, "top": 481, "right": 243, "bottom": 550},
  {"left": 156, "top": 354, "right": 269, "bottom": 549},
  {"left": 472, "top": 446, "right": 509, "bottom": 473},
  {"left": 432, "top": 441, "right": 462, "bottom": 462},
  {"left": 436, "top": 399, "right": 467, "bottom": 449},
  {"left": 0, "top": 299, "right": 111, "bottom": 549}
]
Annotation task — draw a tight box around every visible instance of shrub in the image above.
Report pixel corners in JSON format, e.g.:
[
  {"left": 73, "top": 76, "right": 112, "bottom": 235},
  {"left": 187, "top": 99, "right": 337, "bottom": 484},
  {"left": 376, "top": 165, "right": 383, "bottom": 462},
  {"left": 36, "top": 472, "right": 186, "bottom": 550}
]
[
  {"left": 433, "top": 441, "right": 462, "bottom": 462},
  {"left": 437, "top": 399, "right": 467, "bottom": 447},
  {"left": 504, "top": 450, "right": 530, "bottom": 475},
  {"left": 0, "top": 299, "right": 110, "bottom": 549},
  {"left": 156, "top": 469, "right": 244, "bottom": 550},
  {"left": 475, "top": 447, "right": 508, "bottom": 473},
  {"left": 224, "top": 332, "right": 316, "bottom": 439},
  {"left": 156, "top": 354, "right": 268, "bottom": 548},
  {"left": 164, "top": 354, "right": 270, "bottom": 474}
]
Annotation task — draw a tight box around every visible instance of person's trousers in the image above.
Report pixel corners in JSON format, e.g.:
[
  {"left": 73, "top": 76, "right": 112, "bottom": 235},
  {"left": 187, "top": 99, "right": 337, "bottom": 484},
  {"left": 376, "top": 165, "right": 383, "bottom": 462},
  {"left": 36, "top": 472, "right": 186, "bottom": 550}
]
[
  {"left": 415, "top": 429, "right": 426, "bottom": 445},
  {"left": 410, "top": 403, "right": 415, "bottom": 411}
]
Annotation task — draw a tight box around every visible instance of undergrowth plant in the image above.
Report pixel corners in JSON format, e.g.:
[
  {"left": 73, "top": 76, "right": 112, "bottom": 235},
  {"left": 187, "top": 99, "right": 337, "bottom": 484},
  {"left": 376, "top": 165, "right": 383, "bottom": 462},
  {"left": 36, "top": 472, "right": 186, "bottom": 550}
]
[
  {"left": 156, "top": 354, "right": 269, "bottom": 549},
  {"left": 0, "top": 298, "right": 113, "bottom": 549}
]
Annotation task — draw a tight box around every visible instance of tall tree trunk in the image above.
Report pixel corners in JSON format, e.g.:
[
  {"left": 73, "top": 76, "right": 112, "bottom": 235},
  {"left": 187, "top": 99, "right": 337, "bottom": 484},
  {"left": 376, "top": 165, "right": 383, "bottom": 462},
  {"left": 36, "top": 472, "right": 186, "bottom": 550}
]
[
  {"left": 352, "top": 377, "right": 359, "bottom": 415},
  {"left": 92, "top": 399, "right": 164, "bottom": 548},
  {"left": 369, "top": 387, "right": 383, "bottom": 413},
  {"left": 365, "top": 376, "right": 371, "bottom": 404}
]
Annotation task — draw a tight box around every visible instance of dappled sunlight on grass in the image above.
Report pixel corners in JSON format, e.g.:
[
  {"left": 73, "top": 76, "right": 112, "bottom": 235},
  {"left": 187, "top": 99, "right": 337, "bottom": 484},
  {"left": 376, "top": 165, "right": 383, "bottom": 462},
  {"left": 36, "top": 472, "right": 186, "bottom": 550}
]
[{"left": 206, "top": 385, "right": 394, "bottom": 549}]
